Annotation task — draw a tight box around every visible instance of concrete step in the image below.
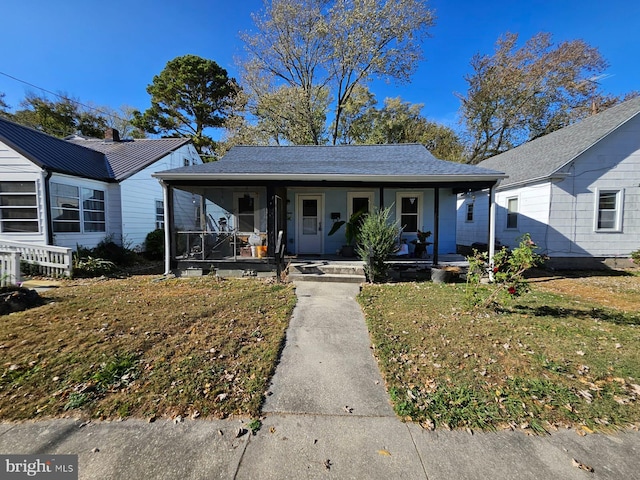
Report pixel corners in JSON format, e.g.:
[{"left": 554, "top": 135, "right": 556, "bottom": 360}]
[
  {"left": 288, "top": 261, "right": 366, "bottom": 283},
  {"left": 288, "top": 272, "right": 365, "bottom": 283}
]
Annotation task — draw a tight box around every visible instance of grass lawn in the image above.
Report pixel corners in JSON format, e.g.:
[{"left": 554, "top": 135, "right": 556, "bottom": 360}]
[
  {"left": 358, "top": 271, "right": 640, "bottom": 434},
  {"left": 0, "top": 276, "right": 296, "bottom": 421}
]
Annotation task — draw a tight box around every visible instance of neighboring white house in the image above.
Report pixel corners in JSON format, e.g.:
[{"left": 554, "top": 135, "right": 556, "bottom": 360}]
[
  {"left": 0, "top": 117, "right": 201, "bottom": 251},
  {"left": 457, "top": 96, "right": 640, "bottom": 268}
]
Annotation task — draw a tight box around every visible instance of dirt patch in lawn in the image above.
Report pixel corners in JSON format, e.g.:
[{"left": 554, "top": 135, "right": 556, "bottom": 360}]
[
  {"left": 528, "top": 269, "right": 640, "bottom": 313},
  {"left": 0, "top": 276, "right": 296, "bottom": 422}
]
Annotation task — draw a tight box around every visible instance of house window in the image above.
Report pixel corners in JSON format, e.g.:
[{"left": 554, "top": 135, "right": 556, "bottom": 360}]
[
  {"left": 183, "top": 158, "right": 190, "bottom": 167},
  {"left": 234, "top": 193, "right": 259, "bottom": 232},
  {"left": 51, "top": 183, "right": 105, "bottom": 233},
  {"left": 466, "top": 203, "right": 474, "bottom": 222},
  {"left": 0, "top": 181, "right": 39, "bottom": 233},
  {"left": 82, "top": 188, "right": 105, "bottom": 232},
  {"left": 155, "top": 200, "right": 165, "bottom": 229},
  {"left": 595, "top": 189, "right": 623, "bottom": 231},
  {"left": 397, "top": 193, "right": 422, "bottom": 234},
  {"left": 506, "top": 197, "right": 518, "bottom": 229}
]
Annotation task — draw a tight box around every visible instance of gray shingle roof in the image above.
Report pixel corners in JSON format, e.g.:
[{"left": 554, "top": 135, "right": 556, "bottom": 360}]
[
  {"left": 478, "top": 96, "right": 640, "bottom": 187},
  {"left": 68, "top": 136, "right": 190, "bottom": 180},
  {"left": 0, "top": 117, "right": 191, "bottom": 181},
  {"left": 157, "top": 144, "right": 503, "bottom": 179}
]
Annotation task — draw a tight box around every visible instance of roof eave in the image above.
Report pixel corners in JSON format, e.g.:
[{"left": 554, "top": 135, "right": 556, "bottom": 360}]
[
  {"left": 152, "top": 172, "right": 506, "bottom": 183},
  {"left": 496, "top": 172, "right": 570, "bottom": 191}
]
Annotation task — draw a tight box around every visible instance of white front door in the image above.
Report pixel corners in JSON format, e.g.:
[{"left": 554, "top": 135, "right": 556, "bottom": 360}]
[{"left": 297, "top": 194, "right": 323, "bottom": 254}]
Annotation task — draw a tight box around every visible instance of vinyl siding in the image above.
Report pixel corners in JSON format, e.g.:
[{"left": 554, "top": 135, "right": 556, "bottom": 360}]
[{"left": 120, "top": 144, "right": 201, "bottom": 249}]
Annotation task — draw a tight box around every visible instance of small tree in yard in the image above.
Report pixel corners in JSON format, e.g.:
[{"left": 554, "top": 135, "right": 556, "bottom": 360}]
[
  {"left": 466, "top": 233, "right": 544, "bottom": 310},
  {"left": 356, "top": 206, "right": 400, "bottom": 283}
]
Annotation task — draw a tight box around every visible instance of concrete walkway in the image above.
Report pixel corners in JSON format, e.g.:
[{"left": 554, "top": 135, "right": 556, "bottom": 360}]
[{"left": 1, "top": 281, "right": 639, "bottom": 479}]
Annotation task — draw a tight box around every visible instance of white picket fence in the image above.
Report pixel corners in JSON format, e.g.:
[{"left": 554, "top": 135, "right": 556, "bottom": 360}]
[
  {"left": 0, "top": 240, "right": 72, "bottom": 282},
  {"left": 0, "top": 250, "right": 21, "bottom": 287}
]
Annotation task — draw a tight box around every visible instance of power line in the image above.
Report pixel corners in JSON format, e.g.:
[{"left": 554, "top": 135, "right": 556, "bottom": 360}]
[{"left": 0, "top": 70, "right": 133, "bottom": 124}]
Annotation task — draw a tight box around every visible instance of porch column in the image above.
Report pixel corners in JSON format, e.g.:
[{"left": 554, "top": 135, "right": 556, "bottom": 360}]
[
  {"left": 162, "top": 182, "right": 172, "bottom": 275},
  {"left": 433, "top": 187, "right": 439, "bottom": 265},
  {"left": 266, "top": 184, "right": 276, "bottom": 256},
  {"left": 488, "top": 185, "right": 496, "bottom": 281}
]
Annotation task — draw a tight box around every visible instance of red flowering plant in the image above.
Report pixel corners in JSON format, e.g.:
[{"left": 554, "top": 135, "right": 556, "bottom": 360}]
[{"left": 465, "top": 234, "right": 544, "bottom": 310}]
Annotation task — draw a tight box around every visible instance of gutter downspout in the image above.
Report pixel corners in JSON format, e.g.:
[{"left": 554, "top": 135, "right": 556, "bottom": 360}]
[
  {"left": 488, "top": 185, "right": 496, "bottom": 282},
  {"left": 43, "top": 170, "right": 54, "bottom": 245},
  {"left": 161, "top": 181, "right": 172, "bottom": 275}
]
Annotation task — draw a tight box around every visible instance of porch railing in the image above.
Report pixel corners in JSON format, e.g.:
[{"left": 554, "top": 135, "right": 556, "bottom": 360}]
[
  {"left": 0, "top": 250, "right": 21, "bottom": 287},
  {"left": 0, "top": 240, "right": 72, "bottom": 278},
  {"left": 175, "top": 230, "right": 268, "bottom": 261}
]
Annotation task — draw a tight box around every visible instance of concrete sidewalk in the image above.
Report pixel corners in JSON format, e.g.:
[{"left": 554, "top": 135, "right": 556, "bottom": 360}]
[{"left": 0, "top": 281, "right": 638, "bottom": 479}]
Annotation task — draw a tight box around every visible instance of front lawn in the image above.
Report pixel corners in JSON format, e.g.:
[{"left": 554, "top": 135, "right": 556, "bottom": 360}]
[
  {"left": 0, "top": 276, "right": 296, "bottom": 421},
  {"left": 358, "top": 273, "right": 640, "bottom": 433}
]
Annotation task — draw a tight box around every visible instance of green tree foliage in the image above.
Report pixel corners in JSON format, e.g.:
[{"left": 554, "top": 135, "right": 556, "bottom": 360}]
[
  {"left": 458, "top": 32, "right": 629, "bottom": 164},
  {"left": 346, "top": 97, "right": 465, "bottom": 161},
  {"left": 11, "top": 93, "right": 108, "bottom": 138},
  {"left": 240, "top": 0, "right": 435, "bottom": 145},
  {"left": 133, "top": 55, "right": 239, "bottom": 157},
  {"left": 0, "top": 92, "right": 9, "bottom": 116}
]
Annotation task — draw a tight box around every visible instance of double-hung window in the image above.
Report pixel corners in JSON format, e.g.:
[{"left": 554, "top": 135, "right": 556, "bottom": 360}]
[
  {"left": 466, "top": 202, "right": 474, "bottom": 222},
  {"left": 595, "top": 189, "right": 623, "bottom": 231},
  {"left": 234, "top": 192, "right": 259, "bottom": 233},
  {"left": 397, "top": 193, "right": 422, "bottom": 234},
  {"left": 155, "top": 200, "right": 165, "bottom": 229},
  {"left": 506, "top": 197, "right": 518, "bottom": 229},
  {"left": 51, "top": 183, "right": 105, "bottom": 233},
  {"left": 0, "top": 181, "right": 39, "bottom": 233}
]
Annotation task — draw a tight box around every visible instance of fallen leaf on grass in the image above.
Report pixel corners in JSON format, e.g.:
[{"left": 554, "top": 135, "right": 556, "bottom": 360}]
[{"left": 571, "top": 458, "right": 594, "bottom": 472}]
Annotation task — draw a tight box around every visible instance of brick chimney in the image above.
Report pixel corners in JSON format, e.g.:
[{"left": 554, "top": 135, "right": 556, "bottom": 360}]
[{"left": 104, "top": 128, "right": 120, "bottom": 142}]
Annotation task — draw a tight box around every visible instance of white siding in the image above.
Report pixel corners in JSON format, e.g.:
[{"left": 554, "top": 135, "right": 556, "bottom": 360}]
[
  {"left": 456, "top": 191, "right": 490, "bottom": 248},
  {"left": 120, "top": 144, "right": 201, "bottom": 249},
  {"left": 0, "top": 141, "right": 48, "bottom": 244},
  {"left": 467, "top": 113, "right": 640, "bottom": 259},
  {"left": 494, "top": 182, "right": 552, "bottom": 251},
  {"left": 547, "top": 115, "right": 640, "bottom": 257}
]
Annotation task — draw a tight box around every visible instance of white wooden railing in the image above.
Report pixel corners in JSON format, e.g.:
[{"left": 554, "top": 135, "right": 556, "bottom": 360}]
[
  {"left": 0, "top": 250, "right": 21, "bottom": 287},
  {"left": 0, "top": 240, "right": 72, "bottom": 279}
]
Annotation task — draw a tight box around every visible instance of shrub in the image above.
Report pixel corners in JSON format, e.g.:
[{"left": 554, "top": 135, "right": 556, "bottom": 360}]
[
  {"left": 93, "top": 238, "right": 138, "bottom": 266},
  {"left": 72, "top": 255, "right": 117, "bottom": 278},
  {"left": 466, "top": 233, "right": 545, "bottom": 309},
  {"left": 631, "top": 249, "right": 640, "bottom": 265},
  {"left": 144, "top": 229, "right": 165, "bottom": 260},
  {"left": 356, "top": 206, "right": 400, "bottom": 283}
]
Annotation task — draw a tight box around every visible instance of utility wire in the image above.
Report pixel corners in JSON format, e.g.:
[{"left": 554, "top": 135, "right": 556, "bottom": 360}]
[{"left": 0, "top": 70, "right": 133, "bottom": 124}]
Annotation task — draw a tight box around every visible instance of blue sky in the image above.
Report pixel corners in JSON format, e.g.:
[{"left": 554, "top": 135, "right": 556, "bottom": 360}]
[{"left": 1, "top": 0, "right": 638, "bottom": 132}]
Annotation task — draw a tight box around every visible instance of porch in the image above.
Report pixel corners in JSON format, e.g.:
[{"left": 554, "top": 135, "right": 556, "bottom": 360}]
[{"left": 176, "top": 253, "right": 468, "bottom": 283}]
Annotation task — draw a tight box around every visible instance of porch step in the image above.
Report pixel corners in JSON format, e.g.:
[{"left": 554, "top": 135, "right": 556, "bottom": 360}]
[{"left": 287, "top": 261, "right": 366, "bottom": 284}]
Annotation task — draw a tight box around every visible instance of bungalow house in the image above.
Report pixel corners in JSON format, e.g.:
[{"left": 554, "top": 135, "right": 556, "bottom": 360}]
[
  {"left": 457, "top": 96, "right": 640, "bottom": 268},
  {"left": 152, "top": 144, "right": 504, "bottom": 275},
  {"left": 0, "top": 117, "right": 201, "bottom": 251}
]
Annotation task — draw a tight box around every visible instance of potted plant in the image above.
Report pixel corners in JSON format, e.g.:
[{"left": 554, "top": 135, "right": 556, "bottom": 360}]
[
  {"left": 328, "top": 209, "right": 366, "bottom": 257},
  {"left": 410, "top": 229, "right": 432, "bottom": 258}
]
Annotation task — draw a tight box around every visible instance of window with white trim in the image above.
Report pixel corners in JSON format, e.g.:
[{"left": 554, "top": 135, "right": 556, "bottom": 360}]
[
  {"left": 51, "top": 183, "right": 105, "bottom": 233},
  {"left": 595, "top": 189, "right": 623, "bottom": 231},
  {"left": 234, "top": 192, "right": 259, "bottom": 232},
  {"left": 0, "top": 181, "right": 39, "bottom": 233},
  {"left": 155, "top": 200, "right": 164, "bottom": 229},
  {"left": 397, "top": 193, "right": 422, "bottom": 234},
  {"left": 506, "top": 197, "right": 518, "bottom": 229}
]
